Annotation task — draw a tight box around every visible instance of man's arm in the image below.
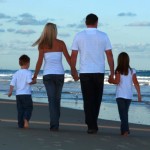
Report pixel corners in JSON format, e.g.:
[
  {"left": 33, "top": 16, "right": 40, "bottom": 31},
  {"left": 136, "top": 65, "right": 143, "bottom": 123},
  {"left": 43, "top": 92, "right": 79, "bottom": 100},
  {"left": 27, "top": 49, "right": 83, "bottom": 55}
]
[
  {"left": 71, "top": 50, "right": 79, "bottom": 81},
  {"left": 105, "top": 50, "right": 114, "bottom": 77}
]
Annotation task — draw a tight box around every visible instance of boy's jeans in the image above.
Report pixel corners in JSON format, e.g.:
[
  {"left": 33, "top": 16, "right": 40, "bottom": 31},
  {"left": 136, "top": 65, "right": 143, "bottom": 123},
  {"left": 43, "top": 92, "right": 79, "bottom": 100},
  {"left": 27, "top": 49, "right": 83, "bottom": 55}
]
[
  {"left": 16, "top": 95, "right": 33, "bottom": 128},
  {"left": 43, "top": 74, "right": 64, "bottom": 129}
]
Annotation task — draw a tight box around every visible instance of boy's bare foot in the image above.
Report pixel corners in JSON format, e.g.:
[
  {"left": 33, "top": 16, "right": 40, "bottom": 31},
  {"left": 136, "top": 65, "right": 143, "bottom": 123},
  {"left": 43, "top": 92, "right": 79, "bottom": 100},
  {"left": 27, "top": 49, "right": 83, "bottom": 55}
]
[{"left": 24, "top": 119, "right": 29, "bottom": 128}]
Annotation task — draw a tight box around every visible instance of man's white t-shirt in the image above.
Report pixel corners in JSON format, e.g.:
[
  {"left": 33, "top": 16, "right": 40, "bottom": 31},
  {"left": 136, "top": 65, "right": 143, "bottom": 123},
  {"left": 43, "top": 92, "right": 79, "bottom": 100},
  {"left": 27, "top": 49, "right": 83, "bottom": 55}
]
[
  {"left": 10, "top": 69, "right": 32, "bottom": 95},
  {"left": 116, "top": 69, "right": 136, "bottom": 99},
  {"left": 71, "top": 28, "right": 112, "bottom": 73}
]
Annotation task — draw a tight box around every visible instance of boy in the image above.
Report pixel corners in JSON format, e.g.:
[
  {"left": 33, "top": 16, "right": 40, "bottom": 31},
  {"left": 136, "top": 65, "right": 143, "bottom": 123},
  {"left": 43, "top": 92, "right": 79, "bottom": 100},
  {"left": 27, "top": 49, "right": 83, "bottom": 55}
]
[{"left": 8, "top": 54, "right": 36, "bottom": 128}]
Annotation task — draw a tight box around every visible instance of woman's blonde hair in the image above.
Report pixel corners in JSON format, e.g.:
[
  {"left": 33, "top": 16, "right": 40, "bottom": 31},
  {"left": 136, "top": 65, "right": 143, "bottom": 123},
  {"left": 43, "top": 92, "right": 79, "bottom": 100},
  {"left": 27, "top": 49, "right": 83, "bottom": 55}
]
[{"left": 32, "top": 23, "right": 57, "bottom": 49}]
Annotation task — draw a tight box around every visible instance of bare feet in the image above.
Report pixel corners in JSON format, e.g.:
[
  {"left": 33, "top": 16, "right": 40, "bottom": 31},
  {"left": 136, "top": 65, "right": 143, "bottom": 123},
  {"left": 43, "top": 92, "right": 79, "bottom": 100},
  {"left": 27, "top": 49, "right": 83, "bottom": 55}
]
[
  {"left": 24, "top": 119, "right": 29, "bottom": 129},
  {"left": 122, "top": 131, "right": 128, "bottom": 137}
]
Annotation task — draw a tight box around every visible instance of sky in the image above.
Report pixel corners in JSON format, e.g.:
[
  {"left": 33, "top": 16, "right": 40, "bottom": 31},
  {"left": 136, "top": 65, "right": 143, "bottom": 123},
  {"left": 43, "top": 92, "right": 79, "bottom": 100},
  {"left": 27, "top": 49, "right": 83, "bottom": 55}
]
[{"left": 0, "top": 0, "right": 150, "bottom": 70}]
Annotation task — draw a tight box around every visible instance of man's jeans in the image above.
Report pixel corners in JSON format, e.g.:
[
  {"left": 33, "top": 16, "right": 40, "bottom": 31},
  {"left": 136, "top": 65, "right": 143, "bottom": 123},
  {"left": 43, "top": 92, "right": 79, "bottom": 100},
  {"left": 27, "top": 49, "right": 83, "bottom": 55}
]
[
  {"left": 116, "top": 98, "right": 131, "bottom": 134},
  {"left": 80, "top": 73, "right": 104, "bottom": 130},
  {"left": 16, "top": 95, "right": 33, "bottom": 128},
  {"left": 43, "top": 74, "right": 64, "bottom": 129}
]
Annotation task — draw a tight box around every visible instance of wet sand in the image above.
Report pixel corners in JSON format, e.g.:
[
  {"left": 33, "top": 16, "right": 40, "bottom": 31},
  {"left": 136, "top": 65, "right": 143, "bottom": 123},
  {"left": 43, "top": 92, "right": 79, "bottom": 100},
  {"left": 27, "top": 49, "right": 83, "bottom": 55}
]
[{"left": 0, "top": 99, "right": 150, "bottom": 150}]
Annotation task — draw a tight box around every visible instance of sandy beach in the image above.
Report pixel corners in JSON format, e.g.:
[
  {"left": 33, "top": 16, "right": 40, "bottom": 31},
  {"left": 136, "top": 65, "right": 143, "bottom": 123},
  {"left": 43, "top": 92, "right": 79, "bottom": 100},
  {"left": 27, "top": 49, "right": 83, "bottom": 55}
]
[{"left": 0, "top": 99, "right": 150, "bottom": 150}]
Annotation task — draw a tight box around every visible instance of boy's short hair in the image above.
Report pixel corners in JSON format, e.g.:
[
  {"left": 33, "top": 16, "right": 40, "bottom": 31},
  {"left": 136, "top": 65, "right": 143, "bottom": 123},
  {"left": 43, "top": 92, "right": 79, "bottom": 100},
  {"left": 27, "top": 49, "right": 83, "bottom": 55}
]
[
  {"left": 86, "top": 13, "right": 98, "bottom": 25},
  {"left": 19, "top": 54, "right": 30, "bottom": 66}
]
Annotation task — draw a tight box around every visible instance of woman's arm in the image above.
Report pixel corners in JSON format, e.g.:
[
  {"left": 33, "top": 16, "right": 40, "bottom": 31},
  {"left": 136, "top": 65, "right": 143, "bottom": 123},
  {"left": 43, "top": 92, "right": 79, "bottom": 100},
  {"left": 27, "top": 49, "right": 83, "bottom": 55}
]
[
  {"left": 33, "top": 48, "right": 44, "bottom": 79},
  {"left": 62, "top": 41, "right": 71, "bottom": 66},
  {"left": 132, "top": 74, "right": 142, "bottom": 102}
]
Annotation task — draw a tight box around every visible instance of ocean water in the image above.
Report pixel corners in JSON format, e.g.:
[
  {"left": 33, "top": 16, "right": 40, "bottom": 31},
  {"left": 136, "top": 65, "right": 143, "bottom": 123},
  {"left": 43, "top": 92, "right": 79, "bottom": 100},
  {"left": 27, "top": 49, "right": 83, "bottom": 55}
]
[{"left": 0, "top": 69, "right": 150, "bottom": 125}]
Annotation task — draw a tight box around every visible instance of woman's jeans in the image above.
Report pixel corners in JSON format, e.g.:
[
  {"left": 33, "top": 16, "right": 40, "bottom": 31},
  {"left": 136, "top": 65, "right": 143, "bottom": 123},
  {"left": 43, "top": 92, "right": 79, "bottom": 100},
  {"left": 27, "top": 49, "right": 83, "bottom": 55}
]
[
  {"left": 43, "top": 74, "right": 64, "bottom": 129},
  {"left": 116, "top": 98, "right": 131, "bottom": 134},
  {"left": 16, "top": 95, "right": 33, "bottom": 128}
]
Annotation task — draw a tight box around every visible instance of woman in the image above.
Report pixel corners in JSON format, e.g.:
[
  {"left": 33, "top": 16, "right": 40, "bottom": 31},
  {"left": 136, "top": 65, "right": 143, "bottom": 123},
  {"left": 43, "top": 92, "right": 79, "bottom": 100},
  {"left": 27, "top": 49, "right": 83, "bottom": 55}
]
[{"left": 32, "top": 23, "right": 71, "bottom": 131}]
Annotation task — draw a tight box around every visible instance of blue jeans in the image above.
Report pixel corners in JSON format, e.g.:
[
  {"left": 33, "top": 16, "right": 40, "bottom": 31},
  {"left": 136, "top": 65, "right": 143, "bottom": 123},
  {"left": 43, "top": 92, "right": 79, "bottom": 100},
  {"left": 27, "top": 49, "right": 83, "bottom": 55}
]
[
  {"left": 43, "top": 74, "right": 64, "bottom": 129},
  {"left": 16, "top": 95, "right": 33, "bottom": 128},
  {"left": 116, "top": 98, "right": 131, "bottom": 134},
  {"left": 80, "top": 73, "right": 104, "bottom": 130}
]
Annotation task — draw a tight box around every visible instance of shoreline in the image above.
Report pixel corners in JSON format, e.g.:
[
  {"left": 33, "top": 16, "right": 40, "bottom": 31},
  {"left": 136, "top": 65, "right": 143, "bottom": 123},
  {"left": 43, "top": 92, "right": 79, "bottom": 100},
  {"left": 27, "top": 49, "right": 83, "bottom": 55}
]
[{"left": 1, "top": 96, "right": 150, "bottom": 126}]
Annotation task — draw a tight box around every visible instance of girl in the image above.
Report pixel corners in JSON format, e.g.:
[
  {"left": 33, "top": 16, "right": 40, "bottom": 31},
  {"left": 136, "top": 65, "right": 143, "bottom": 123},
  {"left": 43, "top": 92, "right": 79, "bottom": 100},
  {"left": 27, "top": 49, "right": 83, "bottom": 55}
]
[
  {"left": 108, "top": 52, "right": 141, "bottom": 136},
  {"left": 32, "top": 23, "right": 71, "bottom": 131}
]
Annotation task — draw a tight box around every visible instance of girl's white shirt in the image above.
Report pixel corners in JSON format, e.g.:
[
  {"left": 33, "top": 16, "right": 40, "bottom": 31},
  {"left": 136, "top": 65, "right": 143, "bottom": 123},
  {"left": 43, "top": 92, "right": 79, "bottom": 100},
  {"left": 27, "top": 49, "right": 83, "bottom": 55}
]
[
  {"left": 43, "top": 52, "right": 64, "bottom": 75},
  {"left": 116, "top": 68, "right": 136, "bottom": 99}
]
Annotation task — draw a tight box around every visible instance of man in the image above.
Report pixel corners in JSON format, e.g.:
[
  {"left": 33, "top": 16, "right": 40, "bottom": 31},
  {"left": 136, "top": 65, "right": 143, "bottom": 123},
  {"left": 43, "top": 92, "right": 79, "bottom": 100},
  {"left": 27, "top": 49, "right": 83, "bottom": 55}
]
[{"left": 71, "top": 13, "right": 114, "bottom": 134}]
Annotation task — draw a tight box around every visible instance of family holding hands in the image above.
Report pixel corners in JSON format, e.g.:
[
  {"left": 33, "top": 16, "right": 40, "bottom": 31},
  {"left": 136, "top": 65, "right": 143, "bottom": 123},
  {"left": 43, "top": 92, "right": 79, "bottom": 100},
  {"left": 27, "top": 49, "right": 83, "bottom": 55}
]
[{"left": 8, "top": 13, "right": 141, "bottom": 136}]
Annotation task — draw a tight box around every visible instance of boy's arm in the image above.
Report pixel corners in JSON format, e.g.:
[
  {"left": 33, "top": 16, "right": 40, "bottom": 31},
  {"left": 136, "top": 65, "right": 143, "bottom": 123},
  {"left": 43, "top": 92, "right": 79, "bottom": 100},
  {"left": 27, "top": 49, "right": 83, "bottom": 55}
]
[
  {"left": 132, "top": 74, "right": 142, "bottom": 102},
  {"left": 8, "top": 85, "right": 14, "bottom": 97}
]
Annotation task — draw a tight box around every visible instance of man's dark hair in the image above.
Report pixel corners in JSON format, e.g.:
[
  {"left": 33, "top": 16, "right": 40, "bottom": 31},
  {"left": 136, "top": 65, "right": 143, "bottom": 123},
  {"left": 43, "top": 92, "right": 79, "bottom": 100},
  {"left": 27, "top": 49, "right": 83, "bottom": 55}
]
[
  {"left": 86, "top": 13, "right": 98, "bottom": 25},
  {"left": 19, "top": 54, "right": 30, "bottom": 66}
]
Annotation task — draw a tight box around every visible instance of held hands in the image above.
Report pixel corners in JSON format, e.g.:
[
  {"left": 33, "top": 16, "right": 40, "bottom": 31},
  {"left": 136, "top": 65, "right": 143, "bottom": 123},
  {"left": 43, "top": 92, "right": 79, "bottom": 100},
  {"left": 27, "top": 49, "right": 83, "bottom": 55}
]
[
  {"left": 108, "top": 75, "right": 114, "bottom": 84},
  {"left": 8, "top": 92, "right": 12, "bottom": 97},
  {"left": 31, "top": 76, "right": 37, "bottom": 84},
  {"left": 71, "top": 69, "right": 79, "bottom": 81}
]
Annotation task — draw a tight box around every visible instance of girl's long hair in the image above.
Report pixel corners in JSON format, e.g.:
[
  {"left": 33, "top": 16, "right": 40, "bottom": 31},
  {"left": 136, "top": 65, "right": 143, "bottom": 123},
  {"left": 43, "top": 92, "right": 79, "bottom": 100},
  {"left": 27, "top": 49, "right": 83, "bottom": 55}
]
[
  {"left": 32, "top": 23, "right": 57, "bottom": 49},
  {"left": 115, "top": 52, "right": 131, "bottom": 75}
]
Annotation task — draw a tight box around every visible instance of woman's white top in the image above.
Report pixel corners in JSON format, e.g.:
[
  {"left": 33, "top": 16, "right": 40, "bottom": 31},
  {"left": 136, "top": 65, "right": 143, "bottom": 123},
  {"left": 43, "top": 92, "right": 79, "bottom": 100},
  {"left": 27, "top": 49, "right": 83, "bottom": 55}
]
[
  {"left": 43, "top": 52, "right": 64, "bottom": 75},
  {"left": 116, "top": 68, "right": 136, "bottom": 99},
  {"left": 10, "top": 69, "right": 32, "bottom": 95}
]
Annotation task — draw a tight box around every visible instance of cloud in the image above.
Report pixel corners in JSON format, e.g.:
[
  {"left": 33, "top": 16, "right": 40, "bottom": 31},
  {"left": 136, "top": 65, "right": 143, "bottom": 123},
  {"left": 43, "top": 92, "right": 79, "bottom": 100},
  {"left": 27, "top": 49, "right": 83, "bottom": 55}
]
[
  {"left": 0, "top": 28, "right": 5, "bottom": 32},
  {"left": 7, "top": 28, "right": 16, "bottom": 32},
  {"left": 0, "top": 40, "right": 35, "bottom": 54},
  {"left": 67, "top": 24, "right": 77, "bottom": 28},
  {"left": 0, "top": 13, "right": 11, "bottom": 19},
  {"left": 113, "top": 43, "right": 150, "bottom": 54},
  {"left": 16, "top": 13, "right": 49, "bottom": 25},
  {"left": 58, "top": 33, "right": 70, "bottom": 38},
  {"left": 66, "top": 23, "right": 85, "bottom": 29},
  {"left": 125, "top": 22, "right": 150, "bottom": 27},
  {"left": 118, "top": 12, "right": 137, "bottom": 17},
  {"left": 16, "top": 29, "right": 36, "bottom": 35},
  {"left": 0, "top": 0, "right": 6, "bottom": 2}
]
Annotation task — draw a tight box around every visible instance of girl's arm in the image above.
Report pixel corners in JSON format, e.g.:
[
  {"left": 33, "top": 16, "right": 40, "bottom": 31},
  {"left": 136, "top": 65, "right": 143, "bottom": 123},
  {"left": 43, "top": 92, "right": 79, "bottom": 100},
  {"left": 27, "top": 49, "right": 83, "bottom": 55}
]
[
  {"left": 132, "top": 74, "right": 142, "bottom": 102},
  {"left": 108, "top": 72, "right": 120, "bottom": 85},
  {"left": 33, "top": 48, "right": 44, "bottom": 80}
]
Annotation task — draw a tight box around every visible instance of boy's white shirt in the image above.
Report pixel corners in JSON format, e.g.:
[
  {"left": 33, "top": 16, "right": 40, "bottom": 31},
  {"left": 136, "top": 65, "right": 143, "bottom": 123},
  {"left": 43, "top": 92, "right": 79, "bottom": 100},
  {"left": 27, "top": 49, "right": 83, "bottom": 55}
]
[{"left": 10, "top": 69, "right": 32, "bottom": 95}]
